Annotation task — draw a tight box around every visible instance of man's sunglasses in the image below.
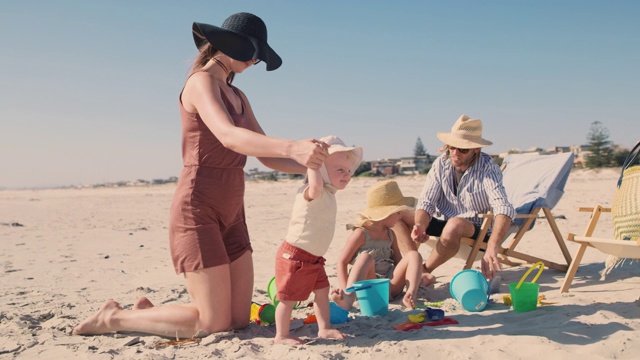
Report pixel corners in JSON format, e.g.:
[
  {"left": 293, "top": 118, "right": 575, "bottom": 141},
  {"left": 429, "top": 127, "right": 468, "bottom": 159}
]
[{"left": 448, "top": 146, "right": 471, "bottom": 154}]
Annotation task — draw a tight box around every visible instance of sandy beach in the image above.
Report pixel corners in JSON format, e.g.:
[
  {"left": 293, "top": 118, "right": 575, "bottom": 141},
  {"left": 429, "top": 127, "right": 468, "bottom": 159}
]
[{"left": 1, "top": 168, "right": 639, "bottom": 359}]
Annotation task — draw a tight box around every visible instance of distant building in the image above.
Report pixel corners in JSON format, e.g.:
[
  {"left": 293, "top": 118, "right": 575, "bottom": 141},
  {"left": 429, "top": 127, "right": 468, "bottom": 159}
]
[
  {"left": 398, "top": 155, "right": 432, "bottom": 174},
  {"left": 370, "top": 159, "right": 399, "bottom": 175},
  {"left": 571, "top": 145, "right": 592, "bottom": 168},
  {"left": 547, "top": 146, "right": 571, "bottom": 153}
]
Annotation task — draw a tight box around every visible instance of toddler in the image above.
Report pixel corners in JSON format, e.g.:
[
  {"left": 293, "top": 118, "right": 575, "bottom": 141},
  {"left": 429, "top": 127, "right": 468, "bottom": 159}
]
[{"left": 274, "top": 135, "right": 363, "bottom": 345}]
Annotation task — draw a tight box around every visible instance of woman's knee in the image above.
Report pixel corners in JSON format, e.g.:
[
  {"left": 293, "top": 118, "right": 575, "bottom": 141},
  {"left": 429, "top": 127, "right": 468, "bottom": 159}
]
[{"left": 197, "top": 313, "right": 233, "bottom": 334}]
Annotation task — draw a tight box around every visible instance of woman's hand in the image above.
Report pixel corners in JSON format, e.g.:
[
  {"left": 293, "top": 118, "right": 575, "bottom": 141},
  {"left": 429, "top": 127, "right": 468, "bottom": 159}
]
[{"left": 290, "top": 139, "right": 328, "bottom": 169}]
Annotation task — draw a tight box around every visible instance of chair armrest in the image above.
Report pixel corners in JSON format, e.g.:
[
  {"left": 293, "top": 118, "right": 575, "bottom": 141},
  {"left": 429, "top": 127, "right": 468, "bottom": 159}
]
[{"left": 577, "top": 207, "right": 611, "bottom": 213}]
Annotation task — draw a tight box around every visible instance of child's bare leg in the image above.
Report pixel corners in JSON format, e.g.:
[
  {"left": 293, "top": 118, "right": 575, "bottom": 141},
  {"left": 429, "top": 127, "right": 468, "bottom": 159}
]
[
  {"left": 389, "top": 250, "right": 423, "bottom": 309},
  {"left": 274, "top": 300, "right": 304, "bottom": 345},
  {"left": 330, "top": 289, "right": 356, "bottom": 310},
  {"left": 133, "top": 297, "right": 154, "bottom": 310},
  {"left": 332, "top": 252, "right": 375, "bottom": 310},
  {"left": 314, "top": 287, "right": 346, "bottom": 340},
  {"left": 405, "top": 251, "right": 424, "bottom": 309},
  {"left": 403, "top": 292, "right": 416, "bottom": 309}
]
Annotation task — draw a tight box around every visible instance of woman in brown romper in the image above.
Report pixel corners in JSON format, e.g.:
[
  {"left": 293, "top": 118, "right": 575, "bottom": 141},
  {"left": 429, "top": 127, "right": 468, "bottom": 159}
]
[{"left": 73, "top": 12, "right": 328, "bottom": 338}]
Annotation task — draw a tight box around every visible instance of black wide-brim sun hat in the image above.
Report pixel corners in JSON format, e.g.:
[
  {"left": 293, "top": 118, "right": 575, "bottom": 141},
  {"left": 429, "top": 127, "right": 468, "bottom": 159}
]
[{"left": 192, "top": 12, "right": 282, "bottom": 71}]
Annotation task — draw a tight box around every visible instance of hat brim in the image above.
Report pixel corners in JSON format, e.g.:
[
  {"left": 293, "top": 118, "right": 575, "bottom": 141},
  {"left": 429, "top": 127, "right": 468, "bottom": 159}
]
[
  {"left": 192, "top": 22, "right": 282, "bottom": 71},
  {"left": 437, "top": 132, "right": 493, "bottom": 149},
  {"left": 328, "top": 145, "right": 363, "bottom": 173},
  {"left": 360, "top": 204, "right": 414, "bottom": 222}
]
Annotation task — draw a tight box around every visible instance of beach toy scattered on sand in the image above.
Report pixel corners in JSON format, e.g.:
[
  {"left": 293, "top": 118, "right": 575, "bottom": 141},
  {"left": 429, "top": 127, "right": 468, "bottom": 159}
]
[
  {"left": 503, "top": 294, "right": 553, "bottom": 307},
  {"left": 345, "top": 278, "right": 390, "bottom": 317},
  {"left": 258, "top": 303, "right": 276, "bottom": 325},
  {"left": 303, "top": 313, "right": 317, "bottom": 324},
  {"left": 408, "top": 307, "right": 445, "bottom": 323},
  {"left": 421, "top": 300, "right": 445, "bottom": 308},
  {"left": 250, "top": 302, "right": 276, "bottom": 325},
  {"left": 250, "top": 302, "right": 261, "bottom": 323},
  {"left": 508, "top": 261, "right": 544, "bottom": 312},
  {"left": 425, "top": 307, "right": 445, "bottom": 321},
  {"left": 450, "top": 269, "right": 489, "bottom": 312},
  {"left": 329, "top": 301, "right": 349, "bottom": 324},
  {"left": 502, "top": 294, "right": 513, "bottom": 306},
  {"left": 393, "top": 317, "right": 459, "bottom": 331},
  {"left": 303, "top": 302, "right": 349, "bottom": 324},
  {"left": 408, "top": 312, "right": 426, "bottom": 323}
]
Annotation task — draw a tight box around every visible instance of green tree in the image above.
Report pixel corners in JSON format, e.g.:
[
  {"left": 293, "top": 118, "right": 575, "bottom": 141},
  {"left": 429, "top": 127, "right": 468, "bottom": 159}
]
[
  {"left": 354, "top": 162, "right": 371, "bottom": 177},
  {"left": 414, "top": 137, "right": 427, "bottom": 156},
  {"left": 612, "top": 148, "right": 631, "bottom": 167},
  {"left": 585, "top": 121, "right": 614, "bottom": 168}
]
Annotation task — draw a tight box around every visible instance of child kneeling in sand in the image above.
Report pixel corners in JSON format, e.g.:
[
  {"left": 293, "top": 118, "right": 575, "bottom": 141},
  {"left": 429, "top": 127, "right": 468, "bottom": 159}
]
[
  {"left": 332, "top": 180, "right": 435, "bottom": 310},
  {"left": 274, "top": 135, "right": 363, "bottom": 345}
]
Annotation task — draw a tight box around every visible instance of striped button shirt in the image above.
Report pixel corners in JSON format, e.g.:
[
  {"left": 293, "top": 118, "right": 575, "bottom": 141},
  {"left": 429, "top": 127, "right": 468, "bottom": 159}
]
[{"left": 416, "top": 152, "right": 516, "bottom": 226}]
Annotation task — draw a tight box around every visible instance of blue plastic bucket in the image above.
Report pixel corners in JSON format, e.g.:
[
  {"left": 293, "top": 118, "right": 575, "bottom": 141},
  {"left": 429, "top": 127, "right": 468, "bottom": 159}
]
[
  {"left": 450, "top": 269, "right": 489, "bottom": 312},
  {"left": 346, "top": 278, "right": 390, "bottom": 316},
  {"left": 329, "top": 302, "right": 349, "bottom": 324}
]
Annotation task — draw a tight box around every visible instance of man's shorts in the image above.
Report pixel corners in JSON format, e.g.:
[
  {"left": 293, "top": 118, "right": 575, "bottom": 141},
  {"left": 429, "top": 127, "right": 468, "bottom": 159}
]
[
  {"left": 274, "top": 241, "right": 329, "bottom": 302},
  {"left": 426, "top": 218, "right": 490, "bottom": 242}
]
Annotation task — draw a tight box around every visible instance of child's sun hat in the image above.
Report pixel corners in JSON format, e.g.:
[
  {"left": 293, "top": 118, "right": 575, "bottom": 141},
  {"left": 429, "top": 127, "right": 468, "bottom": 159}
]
[
  {"left": 319, "top": 135, "right": 363, "bottom": 173},
  {"left": 360, "top": 180, "right": 416, "bottom": 221}
]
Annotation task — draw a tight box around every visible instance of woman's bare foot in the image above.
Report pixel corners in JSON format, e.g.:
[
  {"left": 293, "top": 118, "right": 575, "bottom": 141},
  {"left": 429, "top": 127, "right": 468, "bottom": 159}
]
[
  {"left": 330, "top": 289, "right": 355, "bottom": 311},
  {"left": 420, "top": 272, "right": 436, "bottom": 287},
  {"left": 402, "top": 292, "right": 416, "bottom": 309},
  {"left": 133, "top": 297, "right": 154, "bottom": 310},
  {"left": 274, "top": 334, "right": 306, "bottom": 345},
  {"left": 72, "top": 300, "right": 122, "bottom": 335},
  {"left": 318, "top": 328, "right": 346, "bottom": 340}
]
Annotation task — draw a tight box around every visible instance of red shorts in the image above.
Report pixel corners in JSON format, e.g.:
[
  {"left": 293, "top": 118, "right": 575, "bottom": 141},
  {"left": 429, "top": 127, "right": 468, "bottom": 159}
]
[{"left": 274, "top": 241, "right": 329, "bottom": 302}]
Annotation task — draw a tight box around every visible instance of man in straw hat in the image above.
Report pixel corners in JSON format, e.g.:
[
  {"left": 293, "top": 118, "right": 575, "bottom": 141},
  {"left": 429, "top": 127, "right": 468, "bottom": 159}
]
[{"left": 408, "top": 115, "right": 516, "bottom": 280}]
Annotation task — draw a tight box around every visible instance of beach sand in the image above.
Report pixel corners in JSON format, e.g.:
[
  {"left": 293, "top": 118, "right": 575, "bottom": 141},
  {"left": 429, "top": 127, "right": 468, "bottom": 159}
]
[{"left": 1, "top": 168, "right": 638, "bottom": 359}]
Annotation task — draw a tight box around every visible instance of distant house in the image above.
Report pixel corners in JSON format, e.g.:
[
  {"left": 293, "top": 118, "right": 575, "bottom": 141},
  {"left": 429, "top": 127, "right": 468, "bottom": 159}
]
[
  {"left": 370, "top": 159, "right": 399, "bottom": 175},
  {"left": 399, "top": 155, "right": 432, "bottom": 174},
  {"left": 571, "top": 145, "right": 592, "bottom": 168},
  {"left": 547, "top": 146, "right": 571, "bottom": 153}
]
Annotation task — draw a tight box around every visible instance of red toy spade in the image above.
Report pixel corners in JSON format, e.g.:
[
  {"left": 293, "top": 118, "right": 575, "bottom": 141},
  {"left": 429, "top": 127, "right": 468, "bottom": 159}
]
[{"left": 392, "top": 317, "right": 459, "bottom": 331}]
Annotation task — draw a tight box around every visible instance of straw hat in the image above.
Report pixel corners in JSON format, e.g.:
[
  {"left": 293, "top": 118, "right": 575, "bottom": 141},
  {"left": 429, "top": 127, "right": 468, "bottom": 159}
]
[
  {"left": 320, "top": 135, "right": 363, "bottom": 173},
  {"left": 192, "top": 12, "right": 282, "bottom": 71},
  {"left": 436, "top": 114, "right": 493, "bottom": 149},
  {"left": 359, "top": 180, "right": 416, "bottom": 221}
]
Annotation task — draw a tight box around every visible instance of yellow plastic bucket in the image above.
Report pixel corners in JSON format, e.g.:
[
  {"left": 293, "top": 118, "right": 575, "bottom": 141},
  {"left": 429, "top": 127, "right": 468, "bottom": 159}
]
[{"left": 508, "top": 261, "right": 544, "bottom": 312}]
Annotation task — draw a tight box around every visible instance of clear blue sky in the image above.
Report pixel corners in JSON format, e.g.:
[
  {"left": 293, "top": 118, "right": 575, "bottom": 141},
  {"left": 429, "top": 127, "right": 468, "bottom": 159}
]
[{"left": 1, "top": 0, "right": 638, "bottom": 189}]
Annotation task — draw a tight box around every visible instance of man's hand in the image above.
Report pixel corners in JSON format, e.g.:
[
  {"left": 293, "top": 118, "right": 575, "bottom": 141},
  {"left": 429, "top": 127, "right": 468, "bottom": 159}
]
[
  {"left": 411, "top": 224, "right": 428, "bottom": 243},
  {"left": 481, "top": 246, "right": 502, "bottom": 279}
]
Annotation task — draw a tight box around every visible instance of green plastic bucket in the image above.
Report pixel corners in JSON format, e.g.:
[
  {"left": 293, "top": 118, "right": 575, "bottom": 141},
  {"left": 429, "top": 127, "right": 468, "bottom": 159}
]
[
  {"left": 509, "top": 261, "right": 544, "bottom": 312},
  {"left": 346, "top": 278, "right": 390, "bottom": 316},
  {"left": 449, "top": 269, "right": 489, "bottom": 312},
  {"left": 267, "top": 277, "right": 298, "bottom": 309}
]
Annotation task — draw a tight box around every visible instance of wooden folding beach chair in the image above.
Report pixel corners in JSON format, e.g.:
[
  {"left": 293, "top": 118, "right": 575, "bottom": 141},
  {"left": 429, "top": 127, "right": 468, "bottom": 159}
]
[
  {"left": 560, "top": 143, "right": 640, "bottom": 292},
  {"left": 559, "top": 205, "right": 640, "bottom": 292},
  {"left": 452, "top": 152, "right": 575, "bottom": 272}
]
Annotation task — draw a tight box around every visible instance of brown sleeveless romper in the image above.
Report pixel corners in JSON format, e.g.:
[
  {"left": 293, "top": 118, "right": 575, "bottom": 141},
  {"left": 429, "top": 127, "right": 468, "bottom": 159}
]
[{"left": 169, "top": 79, "right": 253, "bottom": 274}]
